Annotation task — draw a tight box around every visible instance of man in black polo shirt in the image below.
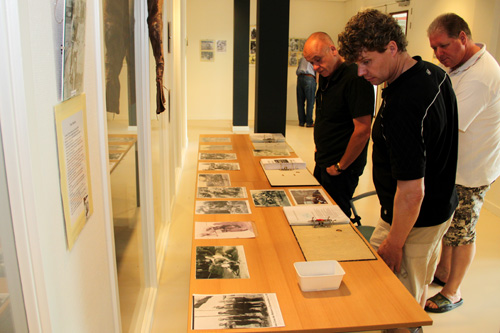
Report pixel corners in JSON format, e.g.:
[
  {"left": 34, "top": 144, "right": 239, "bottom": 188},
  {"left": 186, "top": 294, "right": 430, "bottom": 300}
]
[
  {"left": 338, "top": 9, "right": 459, "bottom": 309},
  {"left": 303, "top": 32, "right": 374, "bottom": 217}
]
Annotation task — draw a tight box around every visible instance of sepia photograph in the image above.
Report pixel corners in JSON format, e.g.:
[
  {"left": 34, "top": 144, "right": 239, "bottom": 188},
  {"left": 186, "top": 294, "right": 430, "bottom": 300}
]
[
  {"left": 200, "top": 145, "right": 233, "bottom": 151},
  {"left": 197, "top": 186, "right": 247, "bottom": 199},
  {"left": 195, "top": 221, "right": 255, "bottom": 239},
  {"left": 195, "top": 200, "right": 251, "bottom": 214},
  {"left": 198, "top": 162, "right": 240, "bottom": 171},
  {"left": 199, "top": 153, "right": 237, "bottom": 160},
  {"left": 289, "top": 188, "right": 331, "bottom": 205},
  {"left": 200, "top": 137, "right": 231, "bottom": 143},
  {"left": 196, "top": 245, "right": 250, "bottom": 279},
  {"left": 192, "top": 293, "right": 285, "bottom": 330},
  {"left": 251, "top": 190, "right": 291, "bottom": 207},
  {"left": 198, "top": 173, "right": 231, "bottom": 187}
]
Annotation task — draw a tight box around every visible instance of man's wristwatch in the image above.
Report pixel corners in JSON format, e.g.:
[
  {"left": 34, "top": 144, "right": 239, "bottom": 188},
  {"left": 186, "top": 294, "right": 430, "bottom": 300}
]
[{"left": 334, "top": 162, "right": 344, "bottom": 173}]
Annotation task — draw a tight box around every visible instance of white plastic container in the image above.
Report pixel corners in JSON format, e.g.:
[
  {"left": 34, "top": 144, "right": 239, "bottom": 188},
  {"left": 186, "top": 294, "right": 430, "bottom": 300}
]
[{"left": 293, "top": 260, "right": 345, "bottom": 292}]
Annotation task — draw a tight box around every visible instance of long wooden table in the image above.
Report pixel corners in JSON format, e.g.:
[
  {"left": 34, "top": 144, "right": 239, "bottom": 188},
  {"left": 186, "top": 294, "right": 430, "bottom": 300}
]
[{"left": 188, "top": 134, "right": 432, "bottom": 332}]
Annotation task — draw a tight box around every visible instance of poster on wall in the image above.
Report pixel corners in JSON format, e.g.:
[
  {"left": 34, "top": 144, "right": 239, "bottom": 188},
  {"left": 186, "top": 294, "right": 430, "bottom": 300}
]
[
  {"left": 200, "top": 39, "right": 215, "bottom": 62},
  {"left": 288, "top": 38, "right": 307, "bottom": 67},
  {"left": 61, "top": 0, "right": 87, "bottom": 101},
  {"left": 54, "top": 93, "right": 94, "bottom": 250}
]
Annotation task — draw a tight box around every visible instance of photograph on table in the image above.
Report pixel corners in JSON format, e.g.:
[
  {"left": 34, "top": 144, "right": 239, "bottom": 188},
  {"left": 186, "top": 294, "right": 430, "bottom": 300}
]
[
  {"left": 197, "top": 173, "right": 231, "bottom": 187},
  {"left": 197, "top": 186, "right": 247, "bottom": 199},
  {"left": 195, "top": 200, "right": 251, "bottom": 215},
  {"left": 199, "top": 145, "right": 233, "bottom": 151},
  {"left": 198, "top": 162, "right": 240, "bottom": 171},
  {"left": 289, "top": 188, "right": 331, "bottom": 205},
  {"left": 195, "top": 245, "right": 249, "bottom": 279},
  {"left": 251, "top": 189, "right": 291, "bottom": 207},
  {"left": 195, "top": 221, "right": 256, "bottom": 239},
  {"left": 192, "top": 293, "right": 285, "bottom": 330},
  {"left": 252, "top": 149, "right": 290, "bottom": 157},
  {"left": 249, "top": 133, "right": 285, "bottom": 143},
  {"left": 199, "top": 152, "right": 237, "bottom": 160}
]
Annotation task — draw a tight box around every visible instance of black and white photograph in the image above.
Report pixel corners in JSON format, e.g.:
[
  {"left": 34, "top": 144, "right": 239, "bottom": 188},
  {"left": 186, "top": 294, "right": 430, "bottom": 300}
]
[
  {"left": 251, "top": 190, "right": 291, "bottom": 207},
  {"left": 200, "top": 137, "right": 231, "bottom": 143},
  {"left": 195, "top": 200, "right": 251, "bottom": 215},
  {"left": 249, "top": 133, "right": 285, "bottom": 143},
  {"left": 192, "top": 293, "right": 285, "bottom": 330},
  {"left": 201, "top": 51, "right": 214, "bottom": 62},
  {"left": 196, "top": 246, "right": 250, "bottom": 279},
  {"left": 195, "top": 221, "right": 255, "bottom": 239},
  {"left": 260, "top": 158, "right": 306, "bottom": 170},
  {"left": 200, "top": 39, "right": 214, "bottom": 50},
  {"left": 250, "top": 25, "right": 257, "bottom": 40},
  {"left": 252, "top": 142, "right": 292, "bottom": 152},
  {"left": 217, "top": 40, "right": 227, "bottom": 52},
  {"left": 200, "top": 145, "right": 233, "bottom": 151},
  {"left": 198, "top": 173, "right": 231, "bottom": 187},
  {"left": 198, "top": 162, "right": 240, "bottom": 171},
  {"left": 289, "top": 38, "right": 299, "bottom": 52},
  {"left": 289, "top": 188, "right": 331, "bottom": 205},
  {"left": 253, "top": 149, "right": 290, "bottom": 157},
  {"left": 199, "top": 153, "right": 237, "bottom": 160},
  {"left": 197, "top": 186, "right": 247, "bottom": 199},
  {"left": 288, "top": 52, "right": 298, "bottom": 66}
]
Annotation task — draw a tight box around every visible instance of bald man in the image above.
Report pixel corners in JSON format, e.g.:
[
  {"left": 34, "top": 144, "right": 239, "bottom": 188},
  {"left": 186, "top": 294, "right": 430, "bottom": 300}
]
[{"left": 303, "top": 32, "right": 374, "bottom": 217}]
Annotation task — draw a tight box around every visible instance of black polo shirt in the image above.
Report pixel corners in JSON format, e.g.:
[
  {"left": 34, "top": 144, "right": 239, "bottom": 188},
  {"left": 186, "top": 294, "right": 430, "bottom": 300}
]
[
  {"left": 372, "top": 57, "right": 459, "bottom": 227},
  {"left": 314, "top": 62, "right": 374, "bottom": 169}
]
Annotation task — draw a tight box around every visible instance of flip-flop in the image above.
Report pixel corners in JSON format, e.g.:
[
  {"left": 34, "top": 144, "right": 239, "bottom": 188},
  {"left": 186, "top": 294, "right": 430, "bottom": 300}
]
[
  {"left": 425, "top": 292, "right": 463, "bottom": 313},
  {"left": 432, "top": 276, "right": 446, "bottom": 286}
]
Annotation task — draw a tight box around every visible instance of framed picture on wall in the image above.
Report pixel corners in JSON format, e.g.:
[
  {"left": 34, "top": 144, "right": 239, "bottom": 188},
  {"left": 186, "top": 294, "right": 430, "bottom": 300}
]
[
  {"left": 390, "top": 10, "right": 409, "bottom": 35},
  {"left": 200, "top": 40, "right": 215, "bottom": 62}
]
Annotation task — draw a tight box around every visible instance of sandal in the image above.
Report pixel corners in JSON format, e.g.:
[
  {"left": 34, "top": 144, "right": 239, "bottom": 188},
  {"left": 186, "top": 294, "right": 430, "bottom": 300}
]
[{"left": 425, "top": 292, "right": 463, "bottom": 313}]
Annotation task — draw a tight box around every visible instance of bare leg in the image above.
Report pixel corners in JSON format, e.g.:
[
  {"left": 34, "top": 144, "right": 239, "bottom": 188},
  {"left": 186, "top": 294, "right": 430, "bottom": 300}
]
[
  {"left": 426, "top": 243, "right": 475, "bottom": 308},
  {"left": 434, "top": 242, "right": 452, "bottom": 282}
]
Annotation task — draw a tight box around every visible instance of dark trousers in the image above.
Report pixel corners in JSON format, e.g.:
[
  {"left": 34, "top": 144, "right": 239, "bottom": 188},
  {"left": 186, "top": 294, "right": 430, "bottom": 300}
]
[{"left": 313, "top": 164, "right": 363, "bottom": 218}]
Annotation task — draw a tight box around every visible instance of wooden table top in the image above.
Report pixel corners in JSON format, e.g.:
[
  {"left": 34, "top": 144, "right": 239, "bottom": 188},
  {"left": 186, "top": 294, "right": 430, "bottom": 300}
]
[{"left": 188, "top": 134, "right": 432, "bottom": 332}]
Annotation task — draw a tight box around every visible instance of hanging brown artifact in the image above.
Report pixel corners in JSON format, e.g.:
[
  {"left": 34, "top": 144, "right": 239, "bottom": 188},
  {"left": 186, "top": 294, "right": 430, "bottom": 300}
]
[{"left": 147, "top": 0, "right": 166, "bottom": 114}]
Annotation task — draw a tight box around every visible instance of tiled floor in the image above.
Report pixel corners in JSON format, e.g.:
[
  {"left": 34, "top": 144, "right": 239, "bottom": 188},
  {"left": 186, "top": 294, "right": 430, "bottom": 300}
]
[{"left": 151, "top": 120, "right": 500, "bottom": 333}]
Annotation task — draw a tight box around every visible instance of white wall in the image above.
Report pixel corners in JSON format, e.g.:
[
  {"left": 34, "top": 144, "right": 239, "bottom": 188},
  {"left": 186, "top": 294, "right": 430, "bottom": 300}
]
[
  {"left": 13, "top": 0, "right": 118, "bottom": 331},
  {"left": 186, "top": 0, "right": 234, "bottom": 120}
]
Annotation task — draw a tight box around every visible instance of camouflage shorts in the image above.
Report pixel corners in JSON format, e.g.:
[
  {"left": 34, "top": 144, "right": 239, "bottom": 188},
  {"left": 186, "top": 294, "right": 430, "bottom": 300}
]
[{"left": 443, "top": 184, "right": 491, "bottom": 246}]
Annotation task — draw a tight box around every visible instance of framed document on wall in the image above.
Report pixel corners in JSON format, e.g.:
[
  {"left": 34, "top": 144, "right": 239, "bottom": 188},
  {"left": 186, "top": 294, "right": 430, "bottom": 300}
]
[{"left": 54, "top": 93, "right": 93, "bottom": 250}]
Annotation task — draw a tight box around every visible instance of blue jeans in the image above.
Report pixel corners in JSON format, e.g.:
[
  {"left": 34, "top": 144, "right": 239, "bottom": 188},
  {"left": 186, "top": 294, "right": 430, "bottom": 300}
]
[{"left": 296, "top": 75, "right": 316, "bottom": 125}]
